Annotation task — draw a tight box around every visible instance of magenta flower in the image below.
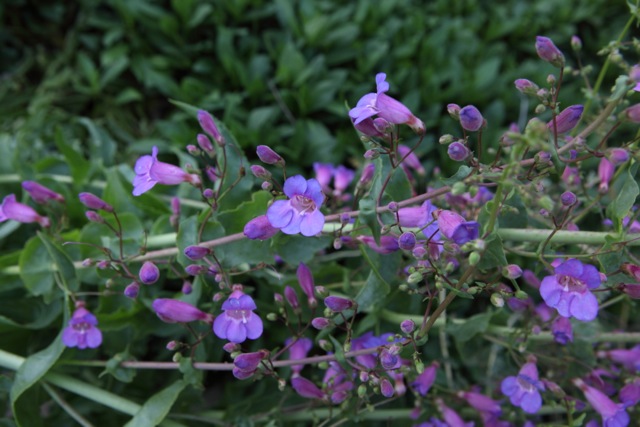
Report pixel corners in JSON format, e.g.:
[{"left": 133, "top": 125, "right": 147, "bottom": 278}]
[
  {"left": 213, "top": 289, "right": 263, "bottom": 343},
  {"left": 436, "top": 398, "right": 474, "bottom": 427},
  {"left": 266, "top": 175, "right": 325, "bottom": 237},
  {"left": 458, "top": 391, "right": 501, "bottom": 415},
  {"left": 349, "top": 73, "right": 425, "bottom": 134},
  {"left": 22, "top": 181, "right": 64, "bottom": 204},
  {"left": 324, "top": 296, "right": 354, "bottom": 313},
  {"left": 411, "top": 362, "right": 438, "bottom": 396},
  {"left": 501, "top": 361, "right": 545, "bottom": 413},
  {"left": 573, "top": 378, "right": 629, "bottom": 427},
  {"left": 152, "top": 298, "right": 214, "bottom": 323},
  {"left": 243, "top": 215, "right": 279, "bottom": 240},
  {"left": 539, "top": 258, "right": 600, "bottom": 321},
  {"left": 256, "top": 145, "right": 284, "bottom": 166},
  {"left": 62, "top": 305, "right": 103, "bottom": 349},
  {"left": 132, "top": 146, "right": 201, "bottom": 196},
  {"left": 535, "top": 36, "right": 565, "bottom": 68},
  {"left": 0, "top": 194, "right": 50, "bottom": 227},
  {"left": 233, "top": 349, "right": 268, "bottom": 380}
]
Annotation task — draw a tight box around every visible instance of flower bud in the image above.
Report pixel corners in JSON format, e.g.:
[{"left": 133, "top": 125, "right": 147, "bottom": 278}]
[
  {"left": 184, "top": 245, "right": 211, "bottom": 260},
  {"left": 598, "top": 158, "right": 614, "bottom": 194},
  {"left": 502, "top": 264, "right": 523, "bottom": 280},
  {"left": 459, "top": 105, "right": 484, "bottom": 132},
  {"left": 607, "top": 148, "right": 629, "bottom": 166},
  {"left": 284, "top": 286, "right": 300, "bottom": 311},
  {"left": 196, "top": 133, "right": 214, "bottom": 153},
  {"left": 514, "top": 79, "right": 540, "bottom": 95},
  {"left": 548, "top": 105, "right": 583, "bottom": 134},
  {"left": 311, "top": 317, "right": 330, "bottom": 329},
  {"left": 398, "top": 232, "right": 417, "bottom": 250},
  {"left": 324, "top": 296, "right": 354, "bottom": 312},
  {"left": 571, "top": 35, "right": 582, "bottom": 51},
  {"left": 139, "top": 261, "right": 160, "bottom": 285},
  {"left": 181, "top": 281, "right": 193, "bottom": 294},
  {"left": 296, "top": 263, "right": 317, "bottom": 307},
  {"left": 490, "top": 292, "right": 504, "bottom": 307},
  {"left": 197, "top": 110, "right": 224, "bottom": 146},
  {"left": 560, "top": 191, "right": 577, "bottom": 206},
  {"left": 380, "top": 378, "right": 394, "bottom": 397},
  {"left": 22, "top": 181, "right": 65, "bottom": 204},
  {"left": 256, "top": 145, "right": 284, "bottom": 166},
  {"left": 124, "top": 282, "right": 140, "bottom": 298},
  {"left": 447, "top": 141, "right": 471, "bottom": 161},
  {"left": 620, "top": 283, "right": 640, "bottom": 299},
  {"left": 447, "top": 103, "right": 461, "bottom": 119},
  {"left": 468, "top": 251, "right": 481, "bottom": 266},
  {"left": 202, "top": 188, "right": 215, "bottom": 199},
  {"left": 400, "top": 319, "right": 415, "bottom": 334},
  {"left": 152, "top": 298, "right": 214, "bottom": 323},
  {"left": 78, "top": 192, "right": 113, "bottom": 212},
  {"left": 407, "top": 271, "right": 423, "bottom": 284},
  {"left": 624, "top": 104, "right": 640, "bottom": 123},
  {"left": 186, "top": 145, "right": 200, "bottom": 155},
  {"left": 185, "top": 264, "right": 207, "bottom": 276},
  {"left": 439, "top": 134, "right": 454, "bottom": 144},
  {"left": 250, "top": 165, "right": 271, "bottom": 180},
  {"left": 535, "top": 36, "right": 565, "bottom": 68},
  {"left": 243, "top": 215, "right": 278, "bottom": 240},
  {"left": 85, "top": 211, "right": 104, "bottom": 223}
]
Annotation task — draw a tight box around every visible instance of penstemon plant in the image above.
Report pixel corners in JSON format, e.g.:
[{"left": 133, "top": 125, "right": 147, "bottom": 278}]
[{"left": 2, "top": 13, "right": 640, "bottom": 427}]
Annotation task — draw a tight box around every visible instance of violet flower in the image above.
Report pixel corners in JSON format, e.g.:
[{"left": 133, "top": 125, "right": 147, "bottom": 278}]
[
  {"left": 458, "top": 391, "right": 502, "bottom": 415},
  {"left": 197, "top": 110, "right": 224, "bottom": 146},
  {"left": 535, "top": 36, "right": 565, "bottom": 68},
  {"left": 333, "top": 165, "right": 355, "bottom": 195},
  {"left": 552, "top": 316, "right": 573, "bottom": 345},
  {"left": 296, "top": 263, "right": 317, "bottom": 307},
  {"left": 132, "top": 146, "right": 201, "bottom": 196},
  {"left": 139, "top": 261, "right": 160, "bottom": 285},
  {"left": 598, "top": 345, "right": 640, "bottom": 372},
  {"left": 22, "top": 181, "right": 64, "bottom": 204},
  {"left": 266, "top": 175, "right": 325, "bottom": 237},
  {"left": 243, "top": 215, "right": 279, "bottom": 240},
  {"left": 548, "top": 105, "right": 583, "bottom": 134},
  {"left": 152, "top": 298, "right": 214, "bottom": 323},
  {"left": 447, "top": 141, "right": 471, "bottom": 162},
  {"left": 501, "top": 361, "right": 545, "bottom": 414},
  {"left": 286, "top": 337, "right": 313, "bottom": 375},
  {"left": 435, "top": 209, "right": 479, "bottom": 245},
  {"left": 291, "top": 376, "right": 325, "bottom": 399},
  {"left": 324, "top": 296, "right": 354, "bottom": 313},
  {"left": 459, "top": 105, "right": 484, "bottom": 132},
  {"left": 349, "top": 73, "right": 425, "bottom": 134},
  {"left": 0, "top": 194, "right": 50, "bottom": 227},
  {"left": 213, "top": 289, "right": 263, "bottom": 343},
  {"left": 573, "top": 378, "right": 629, "bottom": 427},
  {"left": 436, "top": 398, "right": 474, "bottom": 427},
  {"left": 313, "top": 163, "right": 334, "bottom": 192},
  {"left": 620, "top": 378, "right": 640, "bottom": 408},
  {"left": 62, "top": 305, "right": 103, "bottom": 349},
  {"left": 78, "top": 192, "right": 113, "bottom": 212},
  {"left": 411, "top": 362, "right": 439, "bottom": 396},
  {"left": 539, "top": 258, "right": 600, "bottom": 322}
]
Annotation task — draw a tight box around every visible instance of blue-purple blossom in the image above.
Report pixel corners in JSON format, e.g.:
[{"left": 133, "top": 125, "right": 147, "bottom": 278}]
[
  {"left": 324, "top": 296, "right": 354, "bottom": 313},
  {"left": 243, "top": 215, "right": 279, "bottom": 240},
  {"left": 349, "top": 73, "right": 425, "bottom": 134},
  {"left": 539, "top": 258, "right": 600, "bottom": 322},
  {"left": 266, "top": 175, "right": 325, "bottom": 237},
  {"left": 620, "top": 378, "right": 640, "bottom": 408},
  {"left": 133, "top": 146, "right": 201, "bottom": 196},
  {"left": 552, "top": 316, "right": 573, "bottom": 345},
  {"left": 535, "top": 36, "right": 565, "bottom": 68},
  {"left": 62, "top": 305, "right": 102, "bottom": 349},
  {"left": 459, "top": 105, "right": 484, "bottom": 132},
  {"left": 436, "top": 398, "right": 474, "bottom": 427},
  {"left": 411, "top": 362, "right": 438, "bottom": 396},
  {"left": 286, "top": 337, "right": 313, "bottom": 375},
  {"left": 213, "top": 289, "right": 263, "bottom": 343},
  {"left": 548, "top": 105, "right": 583, "bottom": 134},
  {"left": 139, "top": 261, "right": 160, "bottom": 285},
  {"left": 598, "top": 345, "right": 640, "bottom": 372},
  {"left": 447, "top": 141, "right": 471, "bottom": 161},
  {"left": 436, "top": 210, "right": 479, "bottom": 245},
  {"left": 501, "top": 361, "right": 545, "bottom": 413}
]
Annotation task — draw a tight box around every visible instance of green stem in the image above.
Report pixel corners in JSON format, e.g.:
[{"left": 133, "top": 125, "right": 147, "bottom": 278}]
[{"left": 497, "top": 228, "right": 638, "bottom": 245}]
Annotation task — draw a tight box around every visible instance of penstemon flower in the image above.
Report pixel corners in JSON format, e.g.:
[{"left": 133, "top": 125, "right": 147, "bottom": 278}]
[
  {"left": 62, "top": 304, "right": 103, "bottom": 350},
  {"left": 132, "top": 146, "right": 201, "bottom": 196},
  {"left": 266, "top": 175, "right": 325, "bottom": 237},
  {"left": 0, "top": 194, "right": 50, "bottom": 227},
  {"left": 501, "top": 361, "right": 545, "bottom": 414},
  {"left": 213, "top": 288, "right": 263, "bottom": 344}
]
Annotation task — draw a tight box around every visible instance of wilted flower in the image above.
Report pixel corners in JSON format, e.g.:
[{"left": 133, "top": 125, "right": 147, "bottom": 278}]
[
  {"left": 132, "top": 146, "right": 201, "bottom": 196},
  {"left": 539, "top": 258, "right": 600, "bottom": 321},
  {"left": 0, "top": 194, "right": 50, "bottom": 227},
  {"left": 213, "top": 288, "right": 263, "bottom": 343},
  {"left": 62, "top": 304, "right": 102, "bottom": 349},
  {"left": 266, "top": 175, "right": 325, "bottom": 237}
]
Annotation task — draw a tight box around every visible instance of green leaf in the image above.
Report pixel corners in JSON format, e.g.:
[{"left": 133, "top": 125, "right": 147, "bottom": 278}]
[
  {"left": 447, "top": 311, "right": 493, "bottom": 343},
  {"left": 54, "top": 126, "right": 90, "bottom": 184},
  {"left": 124, "top": 380, "right": 187, "bottom": 427},
  {"left": 597, "top": 235, "right": 623, "bottom": 274},
  {"left": 358, "top": 197, "right": 380, "bottom": 245},
  {"left": 101, "top": 350, "right": 136, "bottom": 383},
  {"left": 38, "top": 232, "right": 79, "bottom": 293},
  {"left": 11, "top": 306, "right": 69, "bottom": 426},
  {"left": 273, "top": 234, "right": 332, "bottom": 265},
  {"left": 19, "top": 237, "right": 55, "bottom": 298},
  {"left": 354, "top": 248, "right": 393, "bottom": 311},
  {"left": 441, "top": 165, "right": 472, "bottom": 186},
  {"left": 179, "top": 357, "right": 203, "bottom": 389},
  {"left": 476, "top": 232, "right": 508, "bottom": 270},
  {"left": 607, "top": 163, "right": 639, "bottom": 224},
  {"left": 608, "top": 75, "right": 636, "bottom": 102}
]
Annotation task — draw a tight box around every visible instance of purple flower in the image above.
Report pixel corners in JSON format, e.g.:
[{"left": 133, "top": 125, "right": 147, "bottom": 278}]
[
  {"left": 78, "top": 192, "right": 113, "bottom": 212},
  {"left": 552, "top": 316, "right": 573, "bottom": 345},
  {"left": 349, "top": 73, "right": 425, "bottom": 134},
  {"left": 356, "top": 235, "right": 400, "bottom": 254},
  {"left": 333, "top": 165, "right": 355, "bottom": 195},
  {"left": 539, "top": 258, "right": 600, "bottom": 321},
  {"left": 266, "top": 175, "right": 325, "bottom": 237},
  {"left": 535, "top": 36, "right": 565, "bottom": 68},
  {"left": 598, "top": 158, "right": 615, "bottom": 193},
  {"left": 411, "top": 362, "right": 439, "bottom": 396},
  {"left": 196, "top": 133, "right": 214, "bottom": 153},
  {"left": 62, "top": 305, "right": 102, "bottom": 349},
  {"left": 184, "top": 245, "right": 211, "bottom": 260},
  {"left": 514, "top": 79, "right": 540, "bottom": 95},
  {"left": 380, "top": 378, "right": 394, "bottom": 397},
  {"left": 286, "top": 337, "right": 313, "bottom": 375},
  {"left": 243, "top": 215, "right": 279, "bottom": 240},
  {"left": 400, "top": 319, "right": 415, "bottom": 334},
  {"left": 573, "top": 378, "right": 629, "bottom": 427},
  {"left": 324, "top": 296, "right": 354, "bottom": 312},
  {"left": 435, "top": 210, "right": 479, "bottom": 245},
  {"left": 501, "top": 361, "right": 545, "bottom": 414},
  {"left": 458, "top": 391, "right": 501, "bottom": 415},
  {"left": 291, "top": 376, "right": 325, "bottom": 399},
  {"left": 0, "top": 194, "right": 50, "bottom": 227},
  {"left": 598, "top": 345, "right": 640, "bottom": 372},
  {"left": 358, "top": 163, "right": 376, "bottom": 187},
  {"left": 197, "top": 110, "right": 224, "bottom": 146},
  {"left": 447, "top": 141, "right": 471, "bottom": 162},
  {"left": 256, "top": 145, "right": 284, "bottom": 166},
  {"left": 352, "top": 117, "right": 386, "bottom": 137},
  {"left": 436, "top": 398, "right": 474, "bottom": 427},
  {"left": 132, "top": 146, "right": 201, "bottom": 196},
  {"left": 296, "top": 263, "right": 317, "bottom": 307},
  {"left": 397, "top": 144, "right": 425, "bottom": 175},
  {"left": 139, "top": 261, "right": 160, "bottom": 285},
  {"left": 398, "top": 232, "right": 417, "bottom": 250},
  {"left": 124, "top": 282, "right": 140, "bottom": 299},
  {"left": 233, "top": 350, "right": 268, "bottom": 379},
  {"left": 313, "top": 163, "right": 334, "bottom": 192},
  {"left": 22, "top": 181, "right": 64, "bottom": 204},
  {"left": 548, "top": 105, "right": 583, "bottom": 134},
  {"left": 213, "top": 289, "right": 263, "bottom": 343},
  {"left": 152, "top": 298, "right": 214, "bottom": 323},
  {"left": 620, "top": 378, "right": 640, "bottom": 408},
  {"left": 459, "top": 105, "right": 484, "bottom": 132},
  {"left": 284, "top": 286, "right": 300, "bottom": 311}
]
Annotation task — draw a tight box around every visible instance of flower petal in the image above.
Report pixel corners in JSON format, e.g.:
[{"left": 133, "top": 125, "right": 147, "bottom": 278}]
[
  {"left": 266, "top": 200, "right": 294, "bottom": 228},
  {"left": 225, "top": 320, "right": 247, "bottom": 343},
  {"left": 213, "top": 315, "right": 230, "bottom": 339},
  {"left": 280, "top": 213, "right": 303, "bottom": 235},
  {"left": 245, "top": 314, "right": 263, "bottom": 339},
  {"left": 569, "top": 291, "right": 598, "bottom": 321},
  {"left": 299, "top": 209, "right": 325, "bottom": 236},
  {"left": 283, "top": 175, "right": 307, "bottom": 198}
]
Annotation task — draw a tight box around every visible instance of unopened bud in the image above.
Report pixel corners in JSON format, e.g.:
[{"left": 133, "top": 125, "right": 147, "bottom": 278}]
[
  {"left": 490, "top": 293, "right": 505, "bottom": 308},
  {"left": 468, "top": 251, "right": 481, "bottom": 266}
]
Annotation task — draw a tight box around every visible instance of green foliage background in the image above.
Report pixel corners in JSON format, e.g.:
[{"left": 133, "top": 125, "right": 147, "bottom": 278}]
[{"left": 0, "top": 0, "right": 635, "bottom": 425}]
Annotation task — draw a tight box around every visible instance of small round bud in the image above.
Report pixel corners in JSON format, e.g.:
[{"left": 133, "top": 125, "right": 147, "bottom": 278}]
[
  {"left": 439, "top": 134, "right": 454, "bottom": 145},
  {"left": 451, "top": 181, "right": 467, "bottom": 196},
  {"left": 85, "top": 211, "right": 104, "bottom": 223},
  {"left": 172, "top": 352, "right": 182, "bottom": 363},
  {"left": 398, "top": 232, "right": 417, "bottom": 250},
  {"left": 181, "top": 281, "right": 193, "bottom": 295},
  {"left": 358, "top": 384, "right": 367, "bottom": 398},
  {"left": 412, "top": 246, "right": 427, "bottom": 260},
  {"left": 502, "top": 264, "right": 523, "bottom": 280},
  {"left": 319, "top": 339, "right": 333, "bottom": 352},
  {"left": 250, "top": 165, "right": 272, "bottom": 180},
  {"left": 534, "top": 104, "right": 546, "bottom": 115},
  {"left": 571, "top": 35, "right": 582, "bottom": 51},
  {"left": 186, "top": 144, "right": 200, "bottom": 155},
  {"left": 124, "top": 282, "right": 140, "bottom": 299},
  {"left": 364, "top": 149, "right": 380, "bottom": 160},
  {"left": 266, "top": 313, "right": 278, "bottom": 321},
  {"left": 515, "top": 290, "right": 529, "bottom": 300},
  {"left": 468, "top": 251, "right": 481, "bottom": 266},
  {"left": 166, "top": 341, "right": 178, "bottom": 351},
  {"left": 311, "top": 317, "right": 330, "bottom": 329},
  {"left": 82, "top": 258, "right": 94, "bottom": 267},
  {"left": 490, "top": 293, "right": 505, "bottom": 308},
  {"left": 400, "top": 319, "right": 415, "bottom": 334},
  {"left": 407, "top": 271, "right": 423, "bottom": 284},
  {"left": 560, "top": 191, "right": 577, "bottom": 206},
  {"left": 261, "top": 181, "right": 272, "bottom": 191},
  {"left": 387, "top": 202, "right": 398, "bottom": 212},
  {"left": 202, "top": 188, "right": 215, "bottom": 199}
]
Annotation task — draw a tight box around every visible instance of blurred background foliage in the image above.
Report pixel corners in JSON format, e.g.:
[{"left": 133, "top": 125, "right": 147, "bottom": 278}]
[{"left": 0, "top": 0, "right": 630, "bottom": 175}]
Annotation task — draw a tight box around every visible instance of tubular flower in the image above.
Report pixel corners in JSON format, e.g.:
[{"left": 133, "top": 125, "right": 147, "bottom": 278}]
[
  {"left": 573, "top": 378, "right": 629, "bottom": 427},
  {"left": 539, "top": 258, "right": 600, "bottom": 321},
  {"left": 266, "top": 175, "right": 325, "bottom": 237},
  {"left": 22, "top": 181, "right": 64, "bottom": 204},
  {"left": 286, "top": 337, "right": 313, "bottom": 375},
  {"left": 349, "top": 73, "right": 425, "bottom": 134},
  {"left": 132, "top": 146, "right": 201, "bottom": 196},
  {"left": 62, "top": 305, "right": 103, "bottom": 349},
  {"left": 0, "top": 194, "right": 50, "bottom": 227},
  {"left": 213, "top": 288, "right": 263, "bottom": 343},
  {"left": 152, "top": 299, "right": 214, "bottom": 324}
]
